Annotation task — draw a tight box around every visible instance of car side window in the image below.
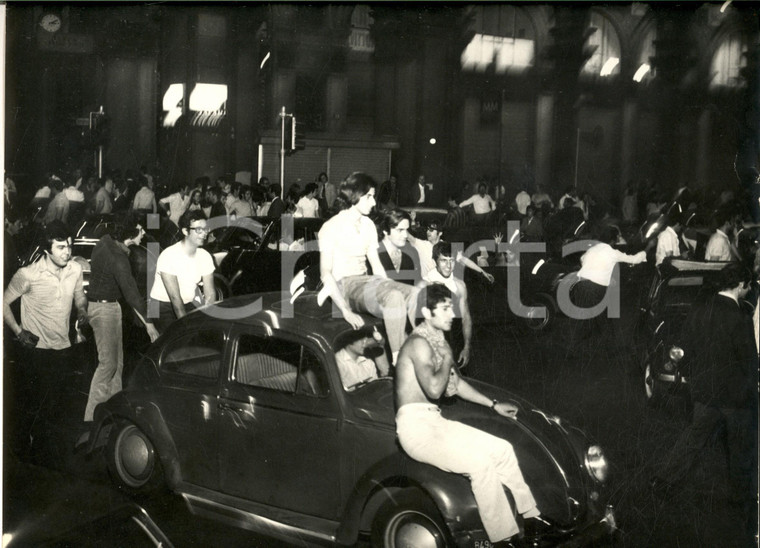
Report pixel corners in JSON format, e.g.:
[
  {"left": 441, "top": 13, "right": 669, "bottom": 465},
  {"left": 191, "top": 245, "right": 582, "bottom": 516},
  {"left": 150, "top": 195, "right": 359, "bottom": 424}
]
[
  {"left": 160, "top": 329, "right": 224, "bottom": 379},
  {"left": 234, "top": 334, "right": 329, "bottom": 397}
]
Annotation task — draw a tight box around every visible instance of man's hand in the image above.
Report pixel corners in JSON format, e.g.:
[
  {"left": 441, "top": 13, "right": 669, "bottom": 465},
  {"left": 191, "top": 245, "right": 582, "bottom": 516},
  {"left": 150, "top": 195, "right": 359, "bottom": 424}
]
[
  {"left": 482, "top": 271, "right": 495, "bottom": 284},
  {"left": 17, "top": 329, "right": 39, "bottom": 348},
  {"left": 145, "top": 323, "right": 160, "bottom": 343},
  {"left": 342, "top": 309, "right": 365, "bottom": 330},
  {"left": 493, "top": 401, "right": 518, "bottom": 418},
  {"left": 77, "top": 311, "right": 89, "bottom": 329},
  {"left": 458, "top": 346, "right": 471, "bottom": 368},
  {"left": 493, "top": 232, "right": 503, "bottom": 245}
]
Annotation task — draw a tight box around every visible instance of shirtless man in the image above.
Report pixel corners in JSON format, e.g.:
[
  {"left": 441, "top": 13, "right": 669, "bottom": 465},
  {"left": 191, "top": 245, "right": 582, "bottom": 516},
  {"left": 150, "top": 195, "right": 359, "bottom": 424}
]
[{"left": 395, "top": 283, "right": 551, "bottom": 546}]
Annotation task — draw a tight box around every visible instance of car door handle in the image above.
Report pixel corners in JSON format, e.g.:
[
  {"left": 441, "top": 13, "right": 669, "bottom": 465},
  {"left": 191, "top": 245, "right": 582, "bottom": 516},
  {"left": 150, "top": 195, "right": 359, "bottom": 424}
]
[{"left": 218, "top": 402, "right": 248, "bottom": 413}]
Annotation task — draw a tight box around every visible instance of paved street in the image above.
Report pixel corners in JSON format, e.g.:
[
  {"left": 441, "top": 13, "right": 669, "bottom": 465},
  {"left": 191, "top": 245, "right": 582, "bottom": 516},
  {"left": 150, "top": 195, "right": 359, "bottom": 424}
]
[{"left": 3, "top": 268, "right": 756, "bottom": 547}]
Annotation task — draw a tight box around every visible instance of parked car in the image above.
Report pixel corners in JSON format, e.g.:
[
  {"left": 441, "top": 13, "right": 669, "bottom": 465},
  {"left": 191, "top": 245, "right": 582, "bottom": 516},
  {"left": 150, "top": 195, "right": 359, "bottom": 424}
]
[
  {"left": 209, "top": 216, "right": 323, "bottom": 298},
  {"left": 640, "top": 259, "right": 738, "bottom": 405},
  {"left": 86, "top": 291, "right": 615, "bottom": 547}
]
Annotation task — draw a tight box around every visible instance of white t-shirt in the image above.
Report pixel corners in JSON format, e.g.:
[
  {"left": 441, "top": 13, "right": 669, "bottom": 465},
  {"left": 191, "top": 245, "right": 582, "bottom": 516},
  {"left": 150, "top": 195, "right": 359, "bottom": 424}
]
[
  {"left": 655, "top": 226, "right": 680, "bottom": 266},
  {"left": 424, "top": 268, "right": 459, "bottom": 295},
  {"left": 318, "top": 209, "right": 378, "bottom": 281},
  {"left": 150, "top": 241, "right": 215, "bottom": 304},
  {"left": 159, "top": 192, "right": 191, "bottom": 226},
  {"left": 296, "top": 196, "right": 319, "bottom": 218},
  {"left": 705, "top": 229, "right": 732, "bottom": 262},
  {"left": 460, "top": 194, "right": 496, "bottom": 214}
]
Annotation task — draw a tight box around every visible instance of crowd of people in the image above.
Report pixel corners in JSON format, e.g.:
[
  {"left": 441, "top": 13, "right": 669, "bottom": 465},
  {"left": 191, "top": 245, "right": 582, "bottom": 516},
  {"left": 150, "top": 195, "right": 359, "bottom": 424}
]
[{"left": 3, "top": 164, "right": 759, "bottom": 546}]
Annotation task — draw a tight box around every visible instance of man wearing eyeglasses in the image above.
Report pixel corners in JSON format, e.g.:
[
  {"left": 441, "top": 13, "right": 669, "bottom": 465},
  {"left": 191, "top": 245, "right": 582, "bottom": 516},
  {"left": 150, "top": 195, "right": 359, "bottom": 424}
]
[{"left": 149, "top": 209, "right": 216, "bottom": 333}]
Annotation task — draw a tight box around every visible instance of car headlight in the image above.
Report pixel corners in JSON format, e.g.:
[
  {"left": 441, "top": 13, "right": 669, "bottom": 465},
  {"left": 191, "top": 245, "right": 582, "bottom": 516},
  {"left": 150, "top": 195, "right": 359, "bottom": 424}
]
[
  {"left": 585, "top": 445, "right": 609, "bottom": 482},
  {"left": 668, "top": 346, "right": 684, "bottom": 363}
]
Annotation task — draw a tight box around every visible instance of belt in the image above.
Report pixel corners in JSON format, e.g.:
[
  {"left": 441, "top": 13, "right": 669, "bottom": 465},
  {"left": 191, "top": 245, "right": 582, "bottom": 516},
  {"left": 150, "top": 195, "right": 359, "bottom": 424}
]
[{"left": 88, "top": 297, "right": 118, "bottom": 303}]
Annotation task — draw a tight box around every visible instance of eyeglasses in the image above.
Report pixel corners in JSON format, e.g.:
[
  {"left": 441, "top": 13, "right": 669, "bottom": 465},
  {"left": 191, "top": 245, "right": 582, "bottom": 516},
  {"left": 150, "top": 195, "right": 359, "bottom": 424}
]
[{"left": 189, "top": 226, "right": 209, "bottom": 233}]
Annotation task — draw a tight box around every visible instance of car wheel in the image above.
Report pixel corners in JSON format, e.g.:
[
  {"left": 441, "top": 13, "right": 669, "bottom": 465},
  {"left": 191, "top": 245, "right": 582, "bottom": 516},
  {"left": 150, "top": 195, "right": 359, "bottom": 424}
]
[
  {"left": 106, "top": 420, "right": 164, "bottom": 495},
  {"left": 521, "top": 294, "right": 556, "bottom": 332},
  {"left": 371, "top": 491, "right": 450, "bottom": 548}
]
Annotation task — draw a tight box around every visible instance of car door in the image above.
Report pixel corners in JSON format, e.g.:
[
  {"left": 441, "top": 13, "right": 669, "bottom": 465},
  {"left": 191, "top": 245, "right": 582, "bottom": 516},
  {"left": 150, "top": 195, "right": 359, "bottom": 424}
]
[
  {"left": 217, "top": 325, "right": 342, "bottom": 519},
  {"left": 155, "top": 326, "right": 227, "bottom": 490}
]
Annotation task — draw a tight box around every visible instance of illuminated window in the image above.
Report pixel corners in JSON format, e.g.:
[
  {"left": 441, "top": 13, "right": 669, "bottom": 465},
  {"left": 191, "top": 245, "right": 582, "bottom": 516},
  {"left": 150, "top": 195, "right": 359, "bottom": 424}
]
[
  {"left": 349, "top": 5, "right": 374, "bottom": 52},
  {"left": 633, "top": 24, "right": 656, "bottom": 83},
  {"left": 162, "top": 83, "right": 184, "bottom": 128},
  {"left": 582, "top": 11, "right": 621, "bottom": 78},
  {"left": 461, "top": 5, "right": 535, "bottom": 74},
  {"left": 710, "top": 31, "right": 747, "bottom": 89},
  {"left": 162, "top": 83, "right": 227, "bottom": 128}
]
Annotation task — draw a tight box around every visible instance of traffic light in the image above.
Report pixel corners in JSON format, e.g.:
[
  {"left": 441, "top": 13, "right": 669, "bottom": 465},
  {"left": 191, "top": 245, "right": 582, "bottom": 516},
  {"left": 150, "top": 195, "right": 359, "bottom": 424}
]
[
  {"left": 284, "top": 116, "right": 306, "bottom": 156},
  {"left": 293, "top": 117, "right": 306, "bottom": 152}
]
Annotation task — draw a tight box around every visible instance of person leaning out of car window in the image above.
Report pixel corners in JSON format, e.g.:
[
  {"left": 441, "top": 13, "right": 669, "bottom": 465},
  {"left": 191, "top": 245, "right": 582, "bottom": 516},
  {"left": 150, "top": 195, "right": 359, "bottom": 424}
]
[
  {"left": 335, "top": 327, "right": 390, "bottom": 391},
  {"left": 149, "top": 209, "right": 216, "bottom": 334}
]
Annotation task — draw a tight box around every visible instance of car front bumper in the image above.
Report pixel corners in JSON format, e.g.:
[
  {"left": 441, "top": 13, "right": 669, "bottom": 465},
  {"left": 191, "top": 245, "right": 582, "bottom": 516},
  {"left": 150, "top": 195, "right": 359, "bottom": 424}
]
[{"left": 451, "top": 505, "right": 616, "bottom": 547}]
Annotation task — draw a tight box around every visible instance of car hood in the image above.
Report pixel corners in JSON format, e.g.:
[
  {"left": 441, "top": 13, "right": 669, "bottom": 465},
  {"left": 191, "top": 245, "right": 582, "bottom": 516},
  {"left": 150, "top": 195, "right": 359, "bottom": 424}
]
[{"left": 347, "top": 376, "right": 603, "bottom": 526}]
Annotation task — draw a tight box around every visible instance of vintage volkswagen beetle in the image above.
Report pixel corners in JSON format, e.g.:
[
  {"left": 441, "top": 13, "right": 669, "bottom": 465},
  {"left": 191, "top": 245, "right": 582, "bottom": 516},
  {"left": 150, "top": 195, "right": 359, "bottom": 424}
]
[
  {"left": 87, "top": 292, "right": 615, "bottom": 547},
  {"left": 640, "top": 259, "right": 733, "bottom": 405}
]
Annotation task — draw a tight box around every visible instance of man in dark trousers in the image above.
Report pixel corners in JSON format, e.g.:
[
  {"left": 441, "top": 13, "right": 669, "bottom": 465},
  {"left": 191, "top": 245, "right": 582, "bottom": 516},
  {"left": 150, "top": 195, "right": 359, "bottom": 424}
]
[{"left": 651, "top": 264, "right": 758, "bottom": 543}]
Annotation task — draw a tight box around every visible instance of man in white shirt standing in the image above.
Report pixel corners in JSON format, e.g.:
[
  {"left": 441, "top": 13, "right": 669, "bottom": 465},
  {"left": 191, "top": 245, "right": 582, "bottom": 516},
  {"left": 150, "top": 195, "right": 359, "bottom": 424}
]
[
  {"left": 655, "top": 213, "right": 684, "bottom": 266},
  {"left": 149, "top": 209, "right": 216, "bottom": 333},
  {"left": 459, "top": 183, "right": 496, "bottom": 215},
  {"left": 705, "top": 210, "right": 738, "bottom": 262},
  {"left": 159, "top": 183, "right": 191, "bottom": 227}
]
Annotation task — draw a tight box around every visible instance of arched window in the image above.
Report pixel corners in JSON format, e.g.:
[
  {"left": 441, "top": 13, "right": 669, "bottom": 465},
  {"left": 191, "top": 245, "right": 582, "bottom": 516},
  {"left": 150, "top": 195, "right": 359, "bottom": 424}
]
[
  {"left": 581, "top": 11, "right": 621, "bottom": 79},
  {"left": 461, "top": 5, "right": 536, "bottom": 73},
  {"left": 633, "top": 23, "right": 656, "bottom": 83},
  {"left": 710, "top": 30, "right": 747, "bottom": 89},
  {"left": 349, "top": 5, "right": 374, "bottom": 53}
]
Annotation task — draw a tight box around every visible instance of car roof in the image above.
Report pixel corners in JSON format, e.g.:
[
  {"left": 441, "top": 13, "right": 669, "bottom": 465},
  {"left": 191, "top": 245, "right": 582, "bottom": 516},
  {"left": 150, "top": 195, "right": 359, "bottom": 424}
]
[{"left": 186, "top": 291, "right": 383, "bottom": 345}]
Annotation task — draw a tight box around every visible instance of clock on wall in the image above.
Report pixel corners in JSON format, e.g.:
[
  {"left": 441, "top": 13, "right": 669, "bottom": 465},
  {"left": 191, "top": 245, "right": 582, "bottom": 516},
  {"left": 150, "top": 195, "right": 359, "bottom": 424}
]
[{"left": 39, "top": 13, "right": 62, "bottom": 33}]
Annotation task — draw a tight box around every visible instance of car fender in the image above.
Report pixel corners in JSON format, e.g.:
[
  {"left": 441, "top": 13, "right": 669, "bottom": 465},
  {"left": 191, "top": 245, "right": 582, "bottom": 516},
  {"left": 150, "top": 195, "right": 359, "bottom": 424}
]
[
  {"left": 335, "top": 452, "right": 480, "bottom": 544},
  {"left": 91, "top": 394, "right": 183, "bottom": 489}
]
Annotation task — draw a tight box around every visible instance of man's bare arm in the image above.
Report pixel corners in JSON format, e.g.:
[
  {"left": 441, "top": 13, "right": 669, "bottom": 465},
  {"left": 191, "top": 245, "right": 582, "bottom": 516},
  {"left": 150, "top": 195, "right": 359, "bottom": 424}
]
[
  {"left": 160, "top": 273, "right": 187, "bottom": 319},
  {"left": 457, "top": 280, "right": 473, "bottom": 367},
  {"left": 319, "top": 246, "right": 364, "bottom": 329}
]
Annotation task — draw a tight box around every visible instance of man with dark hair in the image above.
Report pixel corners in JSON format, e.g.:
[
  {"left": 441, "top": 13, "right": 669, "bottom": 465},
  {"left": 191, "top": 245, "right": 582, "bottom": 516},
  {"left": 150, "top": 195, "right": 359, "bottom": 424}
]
[
  {"left": 3, "top": 220, "right": 88, "bottom": 455},
  {"left": 204, "top": 186, "right": 226, "bottom": 220},
  {"left": 318, "top": 172, "right": 417, "bottom": 363},
  {"left": 423, "top": 241, "right": 473, "bottom": 367},
  {"left": 655, "top": 211, "right": 684, "bottom": 266},
  {"left": 395, "top": 283, "right": 549, "bottom": 546},
  {"left": 158, "top": 182, "right": 190, "bottom": 227},
  {"left": 377, "top": 208, "right": 421, "bottom": 286},
  {"left": 83, "top": 218, "right": 159, "bottom": 426},
  {"left": 266, "top": 183, "right": 285, "bottom": 218},
  {"left": 651, "top": 264, "right": 758, "bottom": 543},
  {"left": 93, "top": 175, "right": 114, "bottom": 215},
  {"left": 149, "top": 209, "right": 216, "bottom": 333},
  {"left": 705, "top": 209, "right": 739, "bottom": 262}
]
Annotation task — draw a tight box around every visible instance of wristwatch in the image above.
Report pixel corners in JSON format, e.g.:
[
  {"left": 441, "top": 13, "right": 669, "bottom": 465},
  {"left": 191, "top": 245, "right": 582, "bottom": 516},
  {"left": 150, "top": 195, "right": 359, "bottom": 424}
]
[{"left": 490, "top": 399, "right": 499, "bottom": 409}]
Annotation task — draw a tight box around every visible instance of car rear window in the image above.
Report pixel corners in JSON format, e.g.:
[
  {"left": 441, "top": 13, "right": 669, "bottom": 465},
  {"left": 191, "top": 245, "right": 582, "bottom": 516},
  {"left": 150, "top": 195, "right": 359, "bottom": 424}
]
[{"left": 160, "top": 329, "right": 224, "bottom": 379}]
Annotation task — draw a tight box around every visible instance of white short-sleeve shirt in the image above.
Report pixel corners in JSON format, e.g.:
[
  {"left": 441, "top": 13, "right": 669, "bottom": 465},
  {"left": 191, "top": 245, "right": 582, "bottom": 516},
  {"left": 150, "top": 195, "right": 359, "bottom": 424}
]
[
  {"left": 318, "top": 210, "right": 378, "bottom": 281},
  {"left": 150, "top": 242, "right": 215, "bottom": 304}
]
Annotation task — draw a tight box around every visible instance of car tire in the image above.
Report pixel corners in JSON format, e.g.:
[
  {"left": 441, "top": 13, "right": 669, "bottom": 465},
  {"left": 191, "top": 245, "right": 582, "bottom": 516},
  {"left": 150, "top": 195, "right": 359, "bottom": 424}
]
[
  {"left": 106, "top": 420, "right": 164, "bottom": 495},
  {"left": 370, "top": 491, "right": 451, "bottom": 548},
  {"left": 521, "top": 293, "right": 556, "bottom": 332}
]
